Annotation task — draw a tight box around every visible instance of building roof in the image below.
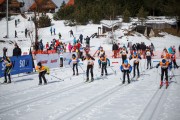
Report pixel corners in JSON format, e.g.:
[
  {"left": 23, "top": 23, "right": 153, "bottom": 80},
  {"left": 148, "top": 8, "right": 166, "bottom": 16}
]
[
  {"left": 29, "top": 0, "right": 58, "bottom": 11},
  {"left": 66, "top": 0, "right": 74, "bottom": 6},
  {"left": 0, "top": 0, "right": 21, "bottom": 8},
  {"left": 9, "top": 0, "right": 21, "bottom": 8}
]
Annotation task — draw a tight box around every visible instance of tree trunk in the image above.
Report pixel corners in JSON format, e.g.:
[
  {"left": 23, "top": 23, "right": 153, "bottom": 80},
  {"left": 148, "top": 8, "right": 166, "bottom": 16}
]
[{"left": 34, "top": 11, "right": 38, "bottom": 45}]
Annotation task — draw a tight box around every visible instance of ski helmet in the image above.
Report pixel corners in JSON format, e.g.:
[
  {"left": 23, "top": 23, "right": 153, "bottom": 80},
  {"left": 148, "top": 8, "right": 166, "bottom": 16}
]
[
  {"left": 124, "top": 60, "right": 128, "bottom": 65},
  {"left": 162, "top": 59, "right": 166, "bottom": 63},
  {"left": 72, "top": 54, "right": 76, "bottom": 58}
]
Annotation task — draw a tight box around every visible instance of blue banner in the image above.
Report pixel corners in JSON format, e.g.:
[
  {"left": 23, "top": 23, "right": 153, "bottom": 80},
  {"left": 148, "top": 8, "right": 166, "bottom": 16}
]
[{"left": 0, "top": 55, "right": 33, "bottom": 77}]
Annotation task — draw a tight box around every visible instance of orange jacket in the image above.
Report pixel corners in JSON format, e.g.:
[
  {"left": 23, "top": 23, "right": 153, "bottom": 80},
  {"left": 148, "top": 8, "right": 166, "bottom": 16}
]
[{"left": 35, "top": 66, "right": 50, "bottom": 73}]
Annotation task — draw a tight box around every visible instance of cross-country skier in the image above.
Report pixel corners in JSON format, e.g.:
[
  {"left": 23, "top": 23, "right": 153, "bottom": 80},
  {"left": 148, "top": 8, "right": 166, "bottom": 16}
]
[
  {"left": 156, "top": 58, "right": 172, "bottom": 88},
  {"left": 83, "top": 54, "right": 95, "bottom": 82},
  {"left": 69, "top": 54, "right": 79, "bottom": 76},
  {"left": 161, "top": 48, "right": 170, "bottom": 61},
  {"left": 98, "top": 55, "right": 110, "bottom": 76},
  {"left": 145, "top": 48, "right": 152, "bottom": 69},
  {"left": 129, "top": 52, "right": 142, "bottom": 78},
  {"left": 97, "top": 46, "right": 105, "bottom": 57},
  {"left": 120, "top": 60, "right": 132, "bottom": 84},
  {"left": 35, "top": 62, "right": 50, "bottom": 85},
  {"left": 0, "top": 48, "right": 12, "bottom": 83},
  {"left": 97, "top": 47, "right": 105, "bottom": 68}
]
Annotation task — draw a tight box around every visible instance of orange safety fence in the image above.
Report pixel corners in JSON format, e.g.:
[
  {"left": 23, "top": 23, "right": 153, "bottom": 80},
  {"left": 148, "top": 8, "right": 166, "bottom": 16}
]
[{"left": 32, "top": 50, "right": 57, "bottom": 54}]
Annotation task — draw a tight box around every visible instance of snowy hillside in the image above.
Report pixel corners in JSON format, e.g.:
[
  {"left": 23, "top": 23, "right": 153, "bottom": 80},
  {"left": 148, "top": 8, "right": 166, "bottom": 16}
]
[{"left": 0, "top": 14, "right": 180, "bottom": 120}]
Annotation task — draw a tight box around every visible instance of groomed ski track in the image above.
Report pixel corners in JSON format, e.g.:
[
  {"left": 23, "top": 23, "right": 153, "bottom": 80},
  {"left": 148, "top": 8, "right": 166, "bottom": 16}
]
[{"left": 0, "top": 61, "right": 179, "bottom": 120}]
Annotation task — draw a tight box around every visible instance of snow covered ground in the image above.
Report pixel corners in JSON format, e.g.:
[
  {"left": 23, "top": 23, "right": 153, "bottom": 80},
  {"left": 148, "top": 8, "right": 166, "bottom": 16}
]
[{"left": 0, "top": 14, "right": 180, "bottom": 120}]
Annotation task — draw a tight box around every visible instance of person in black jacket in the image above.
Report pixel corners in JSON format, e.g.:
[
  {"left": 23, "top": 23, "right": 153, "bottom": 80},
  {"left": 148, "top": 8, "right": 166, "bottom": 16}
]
[
  {"left": 13, "top": 43, "right": 21, "bottom": 56},
  {"left": 85, "top": 36, "right": 90, "bottom": 47},
  {"left": 79, "top": 34, "right": 83, "bottom": 44}
]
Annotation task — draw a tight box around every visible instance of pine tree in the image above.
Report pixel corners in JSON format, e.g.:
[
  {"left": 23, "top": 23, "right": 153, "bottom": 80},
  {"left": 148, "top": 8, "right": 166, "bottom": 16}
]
[
  {"left": 123, "top": 8, "right": 131, "bottom": 22},
  {"left": 137, "top": 6, "right": 148, "bottom": 25}
]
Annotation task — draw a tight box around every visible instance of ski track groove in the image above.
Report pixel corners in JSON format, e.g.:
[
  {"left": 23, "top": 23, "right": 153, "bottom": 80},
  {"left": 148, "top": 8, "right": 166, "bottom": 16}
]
[
  {"left": 138, "top": 84, "right": 170, "bottom": 120},
  {"left": 0, "top": 79, "right": 64, "bottom": 98},
  {"left": 55, "top": 84, "right": 128, "bottom": 120},
  {"left": 0, "top": 82, "right": 85, "bottom": 114}
]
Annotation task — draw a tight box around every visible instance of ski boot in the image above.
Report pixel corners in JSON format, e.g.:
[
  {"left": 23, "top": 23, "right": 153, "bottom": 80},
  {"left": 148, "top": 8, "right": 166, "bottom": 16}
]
[
  {"left": 76, "top": 73, "right": 79, "bottom": 76},
  {"left": 73, "top": 73, "right": 75, "bottom": 76},
  {"left": 90, "top": 78, "right": 94, "bottom": 82},
  {"left": 105, "top": 73, "right": 108, "bottom": 76},
  {"left": 122, "top": 80, "right": 125, "bottom": 84},
  {"left": 166, "top": 81, "right": 169, "bottom": 89},
  {"left": 85, "top": 78, "right": 89, "bottom": 82},
  {"left": 38, "top": 83, "right": 42, "bottom": 85},
  {"left": 128, "top": 80, "right": 130, "bottom": 84},
  {"left": 3, "top": 80, "right": 7, "bottom": 84},
  {"left": 7, "top": 80, "right": 11, "bottom": 84},
  {"left": 159, "top": 81, "right": 163, "bottom": 89}
]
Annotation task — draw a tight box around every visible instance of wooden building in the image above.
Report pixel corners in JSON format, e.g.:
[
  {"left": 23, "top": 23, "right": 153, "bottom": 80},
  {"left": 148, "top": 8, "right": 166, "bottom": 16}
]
[
  {"left": 28, "top": 0, "right": 58, "bottom": 13},
  {"left": 0, "top": 0, "right": 23, "bottom": 13}
]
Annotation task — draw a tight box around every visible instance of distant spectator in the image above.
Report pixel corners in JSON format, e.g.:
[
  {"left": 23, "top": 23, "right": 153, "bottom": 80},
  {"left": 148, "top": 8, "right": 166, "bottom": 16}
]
[
  {"left": 132, "top": 44, "right": 137, "bottom": 54},
  {"left": 46, "top": 42, "right": 49, "bottom": 50},
  {"left": 59, "top": 32, "right": 62, "bottom": 39},
  {"left": 50, "top": 27, "right": 53, "bottom": 35},
  {"left": 15, "top": 30, "right": 18, "bottom": 38},
  {"left": 85, "top": 36, "right": 90, "bottom": 46},
  {"left": 79, "top": 34, "right": 83, "bottom": 44},
  {"left": 15, "top": 20, "right": 17, "bottom": 27},
  {"left": 13, "top": 43, "right": 21, "bottom": 56},
  {"left": 39, "top": 39, "right": 44, "bottom": 50},
  {"left": 172, "top": 46, "right": 176, "bottom": 53},
  {"left": 112, "top": 42, "right": 119, "bottom": 58},
  {"left": 68, "top": 43, "right": 72, "bottom": 53},
  {"left": 73, "top": 37, "right": 77, "bottom": 45},
  {"left": 54, "top": 28, "right": 56, "bottom": 35},
  {"left": 25, "top": 28, "right": 28, "bottom": 38},
  {"left": 69, "top": 30, "right": 74, "bottom": 37},
  {"left": 168, "top": 46, "right": 173, "bottom": 54}
]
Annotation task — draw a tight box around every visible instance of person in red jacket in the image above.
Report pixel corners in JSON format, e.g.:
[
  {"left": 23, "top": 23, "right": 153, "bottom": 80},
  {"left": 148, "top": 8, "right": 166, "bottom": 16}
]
[
  {"left": 170, "top": 53, "right": 179, "bottom": 68},
  {"left": 46, "top": 42, "right": 49, "bottom": 50}
]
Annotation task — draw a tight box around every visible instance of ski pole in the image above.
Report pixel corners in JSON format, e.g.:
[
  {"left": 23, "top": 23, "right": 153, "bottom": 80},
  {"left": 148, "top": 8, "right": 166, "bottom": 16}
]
[
  {"left": 109, "top": 66, "right": 116, "bottom": 75},
  {"left": 79, "top": 64, "right": 85, "bottom": 72},
  {"left": 50, "top": 74, "right": 64, "bottom": 81},
  {"left": 143, "top": 59, "right": 146, "bottom": 72},
  {"left": 78, "top": 64, "right": 86, "bottom": 80}
]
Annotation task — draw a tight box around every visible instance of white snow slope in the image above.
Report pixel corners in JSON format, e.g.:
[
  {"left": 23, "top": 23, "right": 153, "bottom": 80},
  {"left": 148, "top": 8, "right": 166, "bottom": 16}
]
[{"left": 0, "top": 14, "right": 180, "bottom": 120}]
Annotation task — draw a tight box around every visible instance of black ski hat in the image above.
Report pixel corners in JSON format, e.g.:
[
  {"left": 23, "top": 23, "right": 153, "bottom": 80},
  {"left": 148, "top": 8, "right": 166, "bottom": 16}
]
[
  {"left": 37, "top": 62, "right": 42, "bottom": 66},
  {"left": 72, "top": 54, "right": 76, "bottom": 57},
  {"left": 3, "top": 47, "right": 7, "bottom": 52}
]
